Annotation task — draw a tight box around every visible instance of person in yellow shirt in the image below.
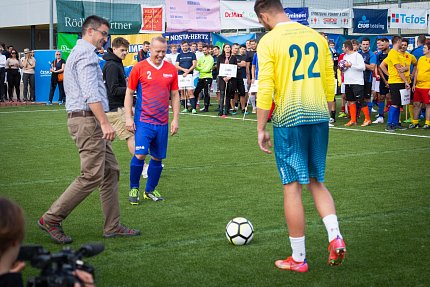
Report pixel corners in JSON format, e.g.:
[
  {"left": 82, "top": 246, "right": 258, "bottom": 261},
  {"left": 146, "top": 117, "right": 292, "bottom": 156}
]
[
  {"left": 411, "top": 42, "right": 430, "bottom": 129},
  {"left": 400, "top": 38, "right": 417, "bottom": 123},
  {"left": 254, "top": 0, "right": 345, "bottom": 273},
  {"left": 380, "top": 35, "right": 410, "bottom": 132}
]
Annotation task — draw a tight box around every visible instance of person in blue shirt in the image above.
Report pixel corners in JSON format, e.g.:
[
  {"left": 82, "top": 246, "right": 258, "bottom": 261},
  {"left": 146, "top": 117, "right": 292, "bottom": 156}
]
[
  {"left": 175, "top": 41, "right": 197, "bottom": 113},
  {"left": 358, "top": 38, "right": 377, "bottom": 124},
  {"left": 411, "top": 35, "right": 426, "bottom": 61}
]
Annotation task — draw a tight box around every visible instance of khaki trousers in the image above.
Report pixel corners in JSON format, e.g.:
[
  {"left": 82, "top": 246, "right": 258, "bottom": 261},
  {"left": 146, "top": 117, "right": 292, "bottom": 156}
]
[{"left": 44, "top": 116, "right": 120, "bottom": 233}]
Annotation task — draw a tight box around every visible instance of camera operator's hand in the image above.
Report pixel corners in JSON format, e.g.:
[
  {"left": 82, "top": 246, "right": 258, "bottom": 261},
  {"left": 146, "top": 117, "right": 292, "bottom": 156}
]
[
  {"left": 73, "top": 270, "right": 95, "bottom": 287},
  {"left": 10, "top": 261, "right": 25, "bottom": 273}
]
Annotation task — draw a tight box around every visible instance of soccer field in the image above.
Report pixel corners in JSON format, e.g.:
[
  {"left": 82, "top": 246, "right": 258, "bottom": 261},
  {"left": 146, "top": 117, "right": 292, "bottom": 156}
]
[{"left": 1, "top": 104, "right": 429, "bottom": 286}]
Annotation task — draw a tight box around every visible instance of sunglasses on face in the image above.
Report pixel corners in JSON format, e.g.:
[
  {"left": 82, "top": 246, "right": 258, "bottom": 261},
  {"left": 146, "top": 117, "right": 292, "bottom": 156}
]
[{"left": 11, "top": 52, "right": 16, "bottom": 54}]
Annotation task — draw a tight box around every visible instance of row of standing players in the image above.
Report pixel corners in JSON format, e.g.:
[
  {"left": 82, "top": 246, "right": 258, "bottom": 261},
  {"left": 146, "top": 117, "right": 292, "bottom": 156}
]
[{"left": 329, "top": 35, "right": 430, "bottom": 131}]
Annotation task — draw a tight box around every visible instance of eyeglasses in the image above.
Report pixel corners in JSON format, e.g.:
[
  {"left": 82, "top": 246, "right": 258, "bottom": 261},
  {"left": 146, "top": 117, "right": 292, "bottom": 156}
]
[
  {"left": 94, "top": 29, "right": 109, "bottom": 37},
  {"left": 11, "top": 52, "right": 16, "bottom": 54},
  {"left": 56, "top": 54, "right": 61, "bottom": 55}
]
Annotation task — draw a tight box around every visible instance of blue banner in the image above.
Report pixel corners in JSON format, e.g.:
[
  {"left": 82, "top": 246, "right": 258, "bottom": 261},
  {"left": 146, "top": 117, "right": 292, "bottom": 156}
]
[
  {"left": 353, "top": 8, "right": 388, "bottom": 34},
  {"left": 163, "top": 32, "right": 211, "bottom": 46},
  {"left": 284, "top": 7, "right": 309, "bottom": 26},
  {"left": 34, "top": 50, "right": 58, "bottom": 103},
  {"left": 211, "top": 33, "right": 256, "bottom": 49}
]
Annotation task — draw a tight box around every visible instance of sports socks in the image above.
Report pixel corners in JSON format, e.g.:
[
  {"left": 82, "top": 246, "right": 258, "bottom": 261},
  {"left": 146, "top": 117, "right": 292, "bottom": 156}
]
[
  {"left": 249, "top": 94, "right": 256, "bottom": 110},
  {"left": 387, "top": 106, "right": 396, "bottom": 126},
  {"left": 378, "top": 101, "right": 385, "bottom": 118},
  {"left": 322, "top": 214, "right": 343, "bottom": 242},
  {"left": 190, "top": 97, "right": 196, "bottom": 110},
  {"left": 145, "top": 159, "right": 163, "bottom": 192},
  {"left": 349, "top": 103, "right": 357, "bottom": 122},
  {"left": 130, "top": 155, "right": 145, "bottom": 189},
  {"left": 289, "top": 236, "right": 306, "bottom": 262},
  {"left": 408, "top": 104, "right": 414, "bottom": 120},
  {"left": 361, "top": 103, "right": 371, "bottom": 122},
  {"left": 367, "top": 102, "right": 373, "bottom": 117},
  {"left": 181, "top": 99, "right": 186, "bottom": 109}
]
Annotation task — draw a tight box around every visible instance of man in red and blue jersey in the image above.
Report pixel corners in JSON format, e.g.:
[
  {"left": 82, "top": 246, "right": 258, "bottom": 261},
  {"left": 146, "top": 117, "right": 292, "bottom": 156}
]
[{"left": 125, "top": 36, "right": 180, "bottom": 205}]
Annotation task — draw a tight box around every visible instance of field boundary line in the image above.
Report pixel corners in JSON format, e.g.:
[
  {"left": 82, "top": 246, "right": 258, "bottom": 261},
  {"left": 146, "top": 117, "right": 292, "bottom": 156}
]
[{"left": 178, "top": 112, "right": 430, "bottom": 139}]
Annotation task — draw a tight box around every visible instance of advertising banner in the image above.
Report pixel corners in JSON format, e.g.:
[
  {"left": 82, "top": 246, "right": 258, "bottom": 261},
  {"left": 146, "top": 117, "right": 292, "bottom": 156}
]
[
  {"left": 57, "top": 33, "right": 78, "bottom": 60},
  {"left": 283, "top": 7, "right": 309, "bottom": 26},
  {"left": 212, "top": 33, "right": 256, "bottom": 49},
  {"left": 309, "top": 8, "right": 352, "bottom": 28},
  {"left": 166, "top": 0, "right": 220, "bottom": 32},
  {"left": 389, "top": 8, "right": 427, "bottom": 30},
  {"left": 111, "top": 34, "right": 162, "bottom": 66},
  {"left": 163, "top": 32, "right": 211, "bottom": 46},
  {"left": 353, "top": 9, "right": 388, "bottom": 34},
  {"left": 34, "top": 50, "right": 58, "bottom": 103},
  {"left": 220, "top": 1, "right": 262, "bottom": 29},
  {"left": 140, "top": 5, "right": 164, "bottom": 33},
  {"left": 56, "top": 0, "right": 142, "bottom": 34}
]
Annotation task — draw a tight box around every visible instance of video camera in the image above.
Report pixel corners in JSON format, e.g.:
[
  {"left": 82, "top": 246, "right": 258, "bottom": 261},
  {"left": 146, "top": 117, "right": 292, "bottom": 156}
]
[{"left": 17, "top": 242, "right": 104, "bottom": 287}]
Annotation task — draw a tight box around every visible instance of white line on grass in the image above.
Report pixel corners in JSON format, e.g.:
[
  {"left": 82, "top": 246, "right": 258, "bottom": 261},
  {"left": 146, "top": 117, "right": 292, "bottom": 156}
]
[
  {"left": 0, "top": 109, "right": 65, "bottom": 114},
  {"left": 178, "top": 112, "right": 430, "bottom": 139}
]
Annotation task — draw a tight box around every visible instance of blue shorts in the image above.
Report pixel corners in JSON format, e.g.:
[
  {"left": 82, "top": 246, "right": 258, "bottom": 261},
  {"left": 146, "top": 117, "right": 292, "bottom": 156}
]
[
  {"left": 273, "top": 122, "right": 329, "bottom": 185},
  {"left": 134, "top": 122, "right": 168, "bottom": 159}
]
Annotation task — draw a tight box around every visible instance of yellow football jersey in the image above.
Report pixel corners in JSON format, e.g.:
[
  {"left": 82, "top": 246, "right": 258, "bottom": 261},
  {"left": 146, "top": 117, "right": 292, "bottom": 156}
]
[
  {"left": 415, "top": 56, "right": 430, "bottom": 89},
  {"left": 384, "top": 49, "right": 406, "bottom": 84},
  {"left": 257, "top": 22, "right": 334, "bottom": 127},
  {"left": 400, "top": 52, "right": 417, "bottom": 84}
]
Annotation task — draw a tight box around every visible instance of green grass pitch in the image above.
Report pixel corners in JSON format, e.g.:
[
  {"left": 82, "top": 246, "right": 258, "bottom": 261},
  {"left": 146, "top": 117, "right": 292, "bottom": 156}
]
[{"left": 0, "top": 103, "right": 429, "bottom": 286}]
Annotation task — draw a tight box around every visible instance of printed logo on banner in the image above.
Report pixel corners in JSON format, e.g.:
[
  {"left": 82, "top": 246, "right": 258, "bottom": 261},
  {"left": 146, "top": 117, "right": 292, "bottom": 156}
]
[
  {"left": 357, "top": 16, "right": 370, "bottom": 29},
  {"left": 353, "top": 9, "right": 387, "bottom": 34},
  {"left": 391, "top": 13, "right": 425, "bottom": 25}
]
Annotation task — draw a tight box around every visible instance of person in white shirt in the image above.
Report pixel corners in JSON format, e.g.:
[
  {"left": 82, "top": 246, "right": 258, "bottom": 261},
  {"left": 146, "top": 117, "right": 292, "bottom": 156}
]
[
  {"left": 166, "top": 44, "right": 179, "bottom": 64},
  {"left": 0, "top": 50, "right": 6, "bottom": 102},
  {"left": 342, "top": 40, "right": 368, "bottom": 127}
]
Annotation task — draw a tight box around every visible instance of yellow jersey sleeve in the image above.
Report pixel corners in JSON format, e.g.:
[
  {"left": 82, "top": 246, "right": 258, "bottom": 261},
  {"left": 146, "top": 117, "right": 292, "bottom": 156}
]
[
  {"left": 384, "top": 49, "right": 404, "bottom": 84},
  {"left": 416, "top": 56, "right": 430, "bottom": 89},
  {"left": 256, "top": 22, "right": 331, "bottom": 128}
]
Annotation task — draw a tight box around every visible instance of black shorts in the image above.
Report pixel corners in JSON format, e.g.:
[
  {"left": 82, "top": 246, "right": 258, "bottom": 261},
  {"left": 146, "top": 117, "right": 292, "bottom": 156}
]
[
  {"left": 235, "top": 77, "right": 245, "bottom": 97},
  {"left": 345, "top": 84, "right": 364, "bottom": 102},
  {"left": 379, "top": 78, "right": 389, "bottom": 95},
  {"left": 389, "top": 83, "right": 405, "bottom": 106},
  {"left": 364, "top": 82, "right": 372, "bottom": 99}
]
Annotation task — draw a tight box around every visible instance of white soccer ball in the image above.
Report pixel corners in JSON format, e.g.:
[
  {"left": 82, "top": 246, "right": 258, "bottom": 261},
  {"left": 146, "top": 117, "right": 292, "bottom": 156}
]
[{"left": 225, "top": 217, "right": 254, "bottom": 246}]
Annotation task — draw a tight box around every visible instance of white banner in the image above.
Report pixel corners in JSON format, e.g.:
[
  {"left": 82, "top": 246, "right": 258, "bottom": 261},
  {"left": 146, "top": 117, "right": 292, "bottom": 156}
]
[
  {"left": 309, "top": 9, "right": 352, "bottom": 28},
  {"left": 400, "top": 89, "right": 411, "bottom": 105},
  {"left": 389, "top": 8, "right": 427, "bottom": 30},
  {"left": 178, "top": 74, "right": 194, "bottom": 88},
  {"left": 220, "top": 1, "right": 262, "bottom": 29},
  {"left": 219, "top": 64, "right": 237, "bottom": 78},
  {"left": 249, "top": 80, "right": 258, "bottom": 93}
]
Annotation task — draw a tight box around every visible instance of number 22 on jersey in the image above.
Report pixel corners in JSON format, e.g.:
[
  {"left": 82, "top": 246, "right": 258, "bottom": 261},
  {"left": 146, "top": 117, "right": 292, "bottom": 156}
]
[{"left": 289, "top": 42, "right": 320, "bottom": 81}]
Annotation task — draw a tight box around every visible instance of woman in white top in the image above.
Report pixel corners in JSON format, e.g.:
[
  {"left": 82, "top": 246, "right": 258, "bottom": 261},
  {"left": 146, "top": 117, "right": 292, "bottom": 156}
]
[{"left": 21, "top": 49, "right": 36, "bottom": 102}]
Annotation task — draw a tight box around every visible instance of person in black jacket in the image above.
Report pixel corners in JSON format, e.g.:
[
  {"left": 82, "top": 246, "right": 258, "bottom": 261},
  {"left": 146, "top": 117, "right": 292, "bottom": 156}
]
[
  {"left": 103, "top": 37, "right": 135, "bottom": 155},
  {"left": 217, "top": 44, "right": 237, "bottom": 117}
]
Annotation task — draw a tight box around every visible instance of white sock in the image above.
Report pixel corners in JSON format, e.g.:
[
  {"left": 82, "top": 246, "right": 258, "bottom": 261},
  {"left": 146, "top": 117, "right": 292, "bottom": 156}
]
[
  {"left": 289, "top": 236, "right": 306, "bottom": 262},
  {"left": 250, "top": 95, "right": 256, "bottom": 109},
  {"left": 322, "top": 214, "right": 342, "bottom": 242}
]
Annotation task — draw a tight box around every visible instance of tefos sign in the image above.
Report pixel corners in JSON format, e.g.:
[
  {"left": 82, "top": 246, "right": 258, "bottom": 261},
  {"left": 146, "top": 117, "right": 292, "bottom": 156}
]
[{"left": 389, "top": 8, "right": 427, "bottom": 30}]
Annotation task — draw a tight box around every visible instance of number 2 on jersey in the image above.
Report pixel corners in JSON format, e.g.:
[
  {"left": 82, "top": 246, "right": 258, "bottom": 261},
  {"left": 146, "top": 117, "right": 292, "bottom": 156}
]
[
  {"left": 147, "top": 71, "right": 152, "bottom": 80},
  {"left": 289, "top": 42, "right": 321, "bottom": 81}
]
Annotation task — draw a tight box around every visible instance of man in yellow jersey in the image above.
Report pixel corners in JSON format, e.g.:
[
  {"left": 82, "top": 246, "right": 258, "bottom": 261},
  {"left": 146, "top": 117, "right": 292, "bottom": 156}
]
[
  {"left": 412, "top": 42, "right": 430, "bottom": 129},
  {"left": 400, "top": 38, "right": 417, "bottom": 124},
  {"left": 380, "top": 36, "right": 410, "bottom": 132},
  {"left": 254, "top": 0, "right": 346, "bottom": 273}
]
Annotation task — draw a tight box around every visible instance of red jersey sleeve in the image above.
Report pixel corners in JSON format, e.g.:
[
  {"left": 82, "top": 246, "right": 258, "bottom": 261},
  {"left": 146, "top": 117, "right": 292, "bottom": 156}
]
[
  {"left": 128, "top": 64, "right": 140, "bottom": 90},
  {"left": 171, "top": 71, "right": 179, "bottom": 91}
]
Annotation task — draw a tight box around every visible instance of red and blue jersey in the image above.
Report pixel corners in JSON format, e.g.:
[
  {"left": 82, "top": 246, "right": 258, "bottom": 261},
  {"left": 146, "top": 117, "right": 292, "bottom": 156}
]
[{"left": 128, "top": 59, "right": 178, "bottom": 125}]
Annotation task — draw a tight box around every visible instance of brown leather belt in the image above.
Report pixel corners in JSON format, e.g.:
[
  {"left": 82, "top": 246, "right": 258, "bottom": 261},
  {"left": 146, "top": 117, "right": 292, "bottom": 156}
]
[{"left": 67, "top": 110, "right": 94, "bottom": 118}]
